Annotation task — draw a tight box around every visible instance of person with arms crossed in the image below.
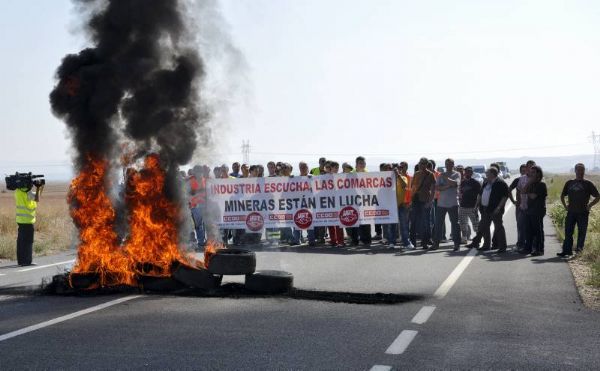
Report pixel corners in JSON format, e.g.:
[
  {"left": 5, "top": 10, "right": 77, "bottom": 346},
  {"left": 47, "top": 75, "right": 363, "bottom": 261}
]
[{"left": 557, "top": 163, "right": 600, "bottom": 257}]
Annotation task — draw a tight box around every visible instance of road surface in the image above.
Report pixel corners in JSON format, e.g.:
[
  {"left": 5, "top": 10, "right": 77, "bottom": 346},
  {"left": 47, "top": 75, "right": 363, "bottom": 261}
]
[{"left": 1, "top": 205, "right": 599, "bottom": 369}]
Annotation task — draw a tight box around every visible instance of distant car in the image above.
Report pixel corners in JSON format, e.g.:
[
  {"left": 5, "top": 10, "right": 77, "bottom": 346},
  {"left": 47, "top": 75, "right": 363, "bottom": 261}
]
[
  {"left": 499, "top": 166, "right": 511, "bottom": 179},
  {"left": 472, "top": 165, "right": 486, "bottom": 175},
  {"left": 472, "top": 172, "right": 484, "bottom": 185}
]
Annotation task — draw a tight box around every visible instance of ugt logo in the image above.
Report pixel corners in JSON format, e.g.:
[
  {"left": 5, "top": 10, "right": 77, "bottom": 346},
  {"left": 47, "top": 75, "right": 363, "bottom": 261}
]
[
  {"left": 294, "top": 209, "right": 313, "bottom": 229},
  {"left": 246, "top": 212, "right": 264, "bottom": 232},
  {"left": 339, "top": 206, "right": 359, "bottom": 227}
]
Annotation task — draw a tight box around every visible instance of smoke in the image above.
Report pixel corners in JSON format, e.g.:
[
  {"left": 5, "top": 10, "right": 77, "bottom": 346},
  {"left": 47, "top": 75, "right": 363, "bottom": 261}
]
[{"left": 50, "top": 0, "right": 208, "bottom": 196}]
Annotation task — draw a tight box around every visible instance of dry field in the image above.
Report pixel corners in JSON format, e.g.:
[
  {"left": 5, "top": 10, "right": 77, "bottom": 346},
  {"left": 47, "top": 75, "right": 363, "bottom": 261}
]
[{"left": 0, "top": 182, "right": 74, "bottom": 261}]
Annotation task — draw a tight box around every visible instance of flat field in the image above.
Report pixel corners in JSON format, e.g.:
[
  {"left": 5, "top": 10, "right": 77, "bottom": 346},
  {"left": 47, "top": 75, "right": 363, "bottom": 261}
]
[{"left": 0, "top": 182, "right": 74, "bottom": 260}]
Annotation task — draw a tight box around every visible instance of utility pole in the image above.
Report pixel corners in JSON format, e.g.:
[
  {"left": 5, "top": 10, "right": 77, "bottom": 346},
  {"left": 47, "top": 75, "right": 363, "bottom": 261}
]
[
  {"left": 590, "top": 132, "right": 600, "bottom": 172},
  {"left": 241, "top": 140, "right": 250, "bottom": 164}
]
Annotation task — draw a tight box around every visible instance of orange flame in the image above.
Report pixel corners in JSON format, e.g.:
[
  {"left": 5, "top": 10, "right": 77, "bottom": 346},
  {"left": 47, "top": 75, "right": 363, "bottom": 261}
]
[
  {"left": 202, "top": 240, "right": 224, "bottom": 269},
  {"left": 69, "top": 153, "right": 206, "bottom": 288},
  {"left": 69, "top": 156, "right": 134, "bottom": 286},
  {"left": 123, "top": 154, "right": 191, "bottom": 276}
]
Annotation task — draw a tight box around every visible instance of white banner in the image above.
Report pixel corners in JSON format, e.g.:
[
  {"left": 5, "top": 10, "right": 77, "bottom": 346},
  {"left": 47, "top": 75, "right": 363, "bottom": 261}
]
[{"left": 205, "top": 171, "right": 398, "bottom": 231}]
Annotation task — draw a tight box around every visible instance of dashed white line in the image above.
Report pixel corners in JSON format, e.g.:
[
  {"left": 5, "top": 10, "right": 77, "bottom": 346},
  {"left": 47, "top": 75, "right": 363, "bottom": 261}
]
[
  {"left": 433, "top": 248, "right": 478, "bottom": 299},
  {"left": 434, "top": 203, "right": 513, "bottom": 297},
  {"left": 385, "top": 330, "right": 418, "bottom": 355},
  {"left": 370, "top": 365, "right": 392, "bottom": 371},
  {"left": 411, "top": 305, "right": 436, "bottom": 324},
  {"left": 0, "top": 295, "right": 141, "bottom": 342},
  {"left": 17, "top": 260, "right": 75, "bottom": 272}
]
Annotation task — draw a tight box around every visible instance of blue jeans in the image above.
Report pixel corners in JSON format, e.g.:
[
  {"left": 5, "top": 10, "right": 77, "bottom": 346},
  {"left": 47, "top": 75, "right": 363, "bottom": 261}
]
[
  {"left": 383, "top": 223, "right": 398, "bottom": 244},
  {"left": 293, "top": 229, "right": 315, "bottom": 244},
  {"left": 190, "top": 206, "right": 205, "bottom": 246},
  {"left": 562, "top": 211, "right": 589, "bottom": 254},
  {"left": 398, "top": 205, "right": 410, "bottom": 246}
]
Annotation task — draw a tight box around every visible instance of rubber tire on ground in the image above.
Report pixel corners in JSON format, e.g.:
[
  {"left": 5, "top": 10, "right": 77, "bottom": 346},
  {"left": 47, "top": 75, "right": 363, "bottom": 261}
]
[
  {"left": 139, "top": 275, "right": 185, "bottom": 292},
  {"left": 245, "top": 270, "right": 293, "bottom": 294},
  {"left": 208, "top": 248, "right": 256, "bottom": 275},
  {"left": 172, "top": 264, "right": 222, "bottom": 290}
]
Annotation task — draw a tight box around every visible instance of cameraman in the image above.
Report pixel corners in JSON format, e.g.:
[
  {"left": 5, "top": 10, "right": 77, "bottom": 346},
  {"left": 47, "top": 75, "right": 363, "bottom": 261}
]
[{"left": 15, "top": 181, "right": 42, "bottom": 266}]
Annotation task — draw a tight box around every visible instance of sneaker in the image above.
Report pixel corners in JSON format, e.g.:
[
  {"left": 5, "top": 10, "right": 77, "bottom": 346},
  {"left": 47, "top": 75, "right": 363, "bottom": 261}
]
[
  {"left": 461, "top": 238, "right": 468, "bottom": 245},
  {"left": 405, "top": 242, "right": 416, "bottom": 250},
  {"left": 373, "top": 234, "right": 383, "bottom": 241},
  {"left": 388, "top": 243, "right": 395, "bottom": 249},
  {"left": 453, "top": 245, "right": 460, "bottom": 252}
]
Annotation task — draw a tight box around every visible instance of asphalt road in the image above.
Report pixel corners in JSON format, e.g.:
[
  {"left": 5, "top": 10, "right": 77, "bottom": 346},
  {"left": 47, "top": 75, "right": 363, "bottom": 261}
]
[{"left": 1, "top": 205, "right": 599, "bottom": 370}]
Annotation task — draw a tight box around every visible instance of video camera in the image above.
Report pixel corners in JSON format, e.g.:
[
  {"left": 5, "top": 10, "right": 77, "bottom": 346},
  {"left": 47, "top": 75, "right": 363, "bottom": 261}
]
[{"left": 5, "top": 172, "right": 45, "bottom": 191}]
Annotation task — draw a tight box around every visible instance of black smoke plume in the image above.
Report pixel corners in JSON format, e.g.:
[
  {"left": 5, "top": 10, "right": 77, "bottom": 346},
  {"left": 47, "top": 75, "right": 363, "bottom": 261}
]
[{"left": 50, "top": 0, "right": 205, "bottom": 197}]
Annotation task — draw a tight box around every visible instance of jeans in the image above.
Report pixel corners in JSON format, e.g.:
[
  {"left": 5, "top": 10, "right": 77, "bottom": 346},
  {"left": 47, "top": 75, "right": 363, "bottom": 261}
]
[
  {"left": 562, "top": 211, "right": 589, "bottom": 254},
  {"left": 434, "top": 205, "right": 461, "bottom": 246},
  {"left": 398, "top": 205, "right": 410, "bottom": 246},
  {"left": 293, "top": 229, "right": 315, "bottom": 244},
  {"left": 383, "top": 223, "right": 398, "bottom": 245},
  {"left": 410, "top": 199, "right": 431, "bottom": 244},
  {"left": 17, "top": 223, "right": 34, "bottom": 266},
  {"left": 190, "top": 206, "right": 206, "bottom": 246}
]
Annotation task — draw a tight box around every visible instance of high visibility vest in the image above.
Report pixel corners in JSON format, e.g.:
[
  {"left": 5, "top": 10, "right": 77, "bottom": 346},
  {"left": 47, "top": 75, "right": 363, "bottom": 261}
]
[
  {"left": 310, "top": 167, "right": 321, "bottom": 175},
  {"left": 15, "top": 188, "right": 36, "bottom": 224},
  {"left": 189, "top": 176, "right": 206, "bottom": 208}
]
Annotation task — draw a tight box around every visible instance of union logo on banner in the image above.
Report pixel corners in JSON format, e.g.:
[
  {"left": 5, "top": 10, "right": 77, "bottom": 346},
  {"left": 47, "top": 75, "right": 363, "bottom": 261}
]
[
  {"left": 246, "top": 212, "right": 264, "bottom": 231},
  {"left": 339, "top": 206, "right": 359, "bottom": 227},
  {"left": 293, "top": 208, "right": 313, "bottom": 229}
]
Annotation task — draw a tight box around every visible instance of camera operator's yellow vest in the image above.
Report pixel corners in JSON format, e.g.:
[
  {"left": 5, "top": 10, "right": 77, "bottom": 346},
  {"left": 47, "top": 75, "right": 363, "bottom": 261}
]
[{"left": 15, "top": 188, "right": 36, "bottom": 224}]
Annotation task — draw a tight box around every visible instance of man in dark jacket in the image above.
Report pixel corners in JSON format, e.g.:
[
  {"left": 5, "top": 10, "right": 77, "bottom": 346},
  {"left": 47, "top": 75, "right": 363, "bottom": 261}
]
[{"left": 468, "top": 167, "right": 510, "bottom": 251}]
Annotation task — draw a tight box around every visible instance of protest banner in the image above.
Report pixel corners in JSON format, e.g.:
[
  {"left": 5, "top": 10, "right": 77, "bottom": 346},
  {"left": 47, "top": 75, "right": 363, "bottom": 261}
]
[{"left": 206, "top": 171, "right": 398, "bottom": 232}]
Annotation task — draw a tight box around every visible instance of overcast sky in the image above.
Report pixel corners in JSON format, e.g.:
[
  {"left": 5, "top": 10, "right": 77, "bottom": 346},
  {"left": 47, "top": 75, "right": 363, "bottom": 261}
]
[{"left": 1, "top": 0, "right": 599, "bottom": 178}]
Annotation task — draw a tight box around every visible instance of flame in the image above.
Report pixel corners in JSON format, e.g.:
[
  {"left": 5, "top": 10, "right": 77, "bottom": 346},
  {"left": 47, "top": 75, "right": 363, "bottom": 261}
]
[
  {"left": 123, "top": 154, "right": 190, "bottom": 276},
  {"left": 69, "top": 153, "right": 203, "bottom": 288},
  {"left": 69, "top": 156, "right": 134, "bottom": 286},
  {"left": 202, "top": 240, "right": 224, "bottom": 269}
]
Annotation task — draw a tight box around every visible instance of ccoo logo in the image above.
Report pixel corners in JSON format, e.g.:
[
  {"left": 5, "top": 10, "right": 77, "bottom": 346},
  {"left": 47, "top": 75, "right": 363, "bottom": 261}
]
[
  {"left": 293, "top": 209, "right": 313, "bottom": 229},
  {"left": 339, "top": 206, "right": 359, "bottom": 227},
  {"left": 246, "top": 212, "right": 264, "bottom": 232}
]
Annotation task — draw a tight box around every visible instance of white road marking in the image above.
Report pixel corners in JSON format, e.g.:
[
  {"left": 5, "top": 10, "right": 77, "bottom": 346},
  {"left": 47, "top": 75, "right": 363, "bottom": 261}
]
[
  {"left": 17, "top": 260, "right": 75, "bottom": 272},
  {"left": 0, "top": 295, "right": 141, "bottom": 342},
  {"left": 0, "top": 273, "right": 5, "bottom": 276},
  {"left": 370, "top": 365, "right": 392, "bottom": 371},
  {"left": 433, "top": 247, "right": 477, "bottom": 299},
  {"left": 411, "top": 305, "right": 436, "bottom": 324},
  {"left": 434, "top": 203, "right": 514, "bottom": 297},
  {"left": 385, "top": 330, "right": 418, "bottom": 355}
]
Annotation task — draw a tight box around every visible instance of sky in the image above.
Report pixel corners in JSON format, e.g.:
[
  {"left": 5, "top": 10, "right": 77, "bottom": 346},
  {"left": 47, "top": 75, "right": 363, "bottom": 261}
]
[{"left": 1, "top": 0, "right": 600, "bottom": 179}]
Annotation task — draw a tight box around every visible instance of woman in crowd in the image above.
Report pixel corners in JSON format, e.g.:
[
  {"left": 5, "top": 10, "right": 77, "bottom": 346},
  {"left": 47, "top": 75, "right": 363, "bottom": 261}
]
[{"left": 524, "top": 165, "right": 547, "bottom": 256}]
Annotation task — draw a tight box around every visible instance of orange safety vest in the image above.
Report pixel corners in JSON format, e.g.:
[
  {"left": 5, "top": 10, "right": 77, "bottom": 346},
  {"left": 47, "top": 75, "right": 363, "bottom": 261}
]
[
  {"left": 189, "top": 176, "right": 206, "bottom": 208},
  {"left": 404, "top": 174, "right": 412, "bottom": 204}
]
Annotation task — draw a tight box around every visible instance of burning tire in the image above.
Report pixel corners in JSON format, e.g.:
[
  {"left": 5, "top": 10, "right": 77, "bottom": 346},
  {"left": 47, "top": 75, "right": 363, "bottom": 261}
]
[
  {"left": 245, "top": 270, "right": 293, "bottom": 294},
  {"left": 208, "top": 248, "right": 256, "bottom": 275},
  {"left": 172, "top": 264, "right": 222, "bottom": 290}
]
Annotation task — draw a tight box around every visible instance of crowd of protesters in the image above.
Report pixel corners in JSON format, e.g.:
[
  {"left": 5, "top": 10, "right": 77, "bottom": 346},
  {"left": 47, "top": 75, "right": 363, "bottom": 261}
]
[{"left": 183, "top": 156, "right": 599, "bottom": 258}]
